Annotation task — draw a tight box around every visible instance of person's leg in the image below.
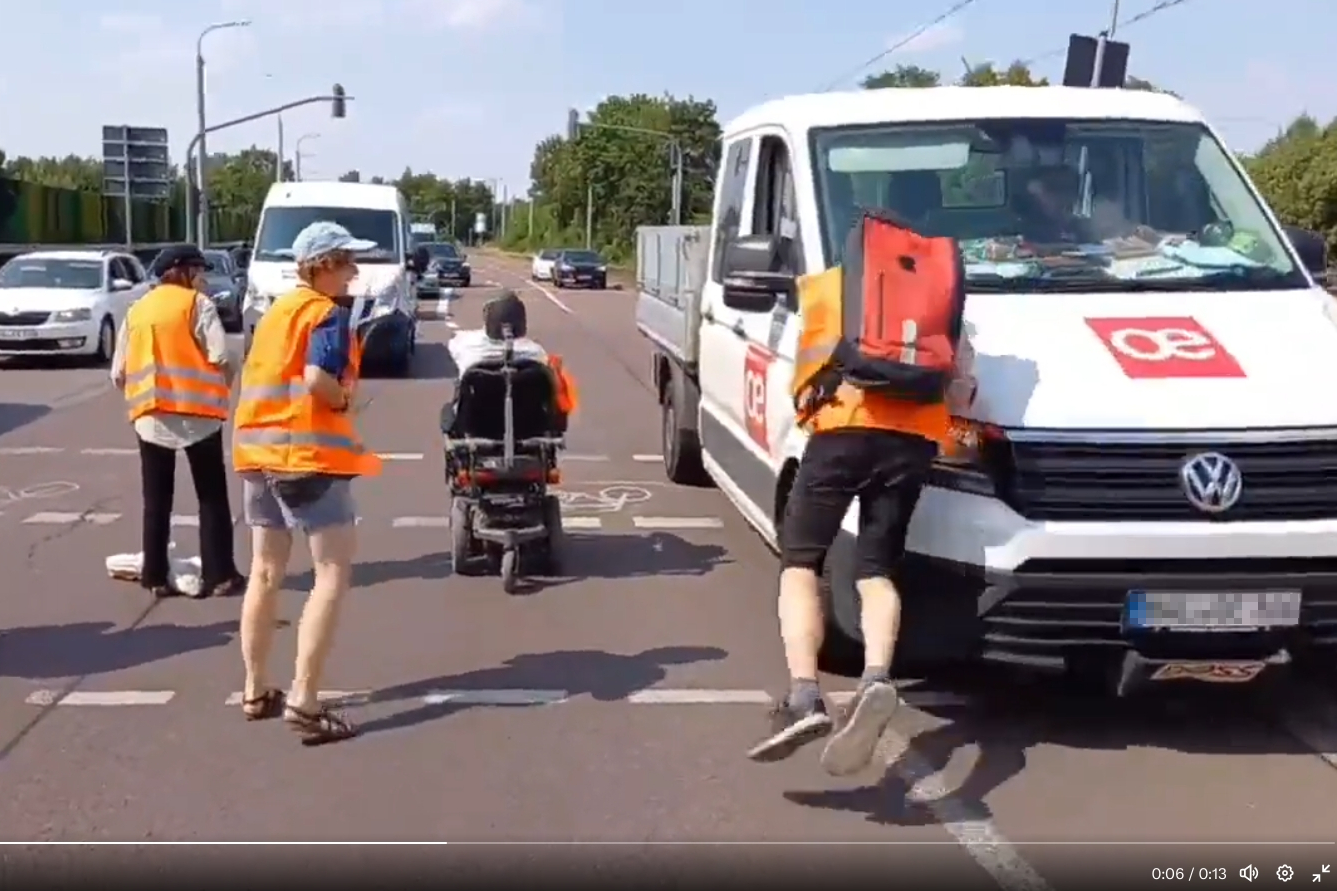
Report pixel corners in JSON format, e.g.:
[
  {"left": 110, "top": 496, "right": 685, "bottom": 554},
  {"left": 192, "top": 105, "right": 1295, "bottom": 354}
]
[
  {"left": 746, "top": 432, "right": 860, "bottom": 763},
  {"left": 183, "top": 431, "right": 242, "bottom": 594},
  {"left": 821, "top": 432, "right": 935, "bottom": 776},
  {"left": 239, "top": 475, "right": 292, "bottom": 719},
  {"left": 285, "top": 479, "right": 360, "bottom": 744},
  {"left": 137, "top": 438, "right": 177, "bottom": 592}
]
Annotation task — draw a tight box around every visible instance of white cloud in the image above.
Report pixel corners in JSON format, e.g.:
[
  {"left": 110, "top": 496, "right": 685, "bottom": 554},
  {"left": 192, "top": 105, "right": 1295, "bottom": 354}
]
[{"left": 888, "top": 21, "right": 964, "bottom": 55}]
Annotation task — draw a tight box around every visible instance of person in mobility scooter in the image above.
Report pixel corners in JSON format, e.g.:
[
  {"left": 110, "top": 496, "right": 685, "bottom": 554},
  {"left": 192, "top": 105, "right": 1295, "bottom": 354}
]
[{"left": 440, "top": 292, "right": 579, "bottom": 592}]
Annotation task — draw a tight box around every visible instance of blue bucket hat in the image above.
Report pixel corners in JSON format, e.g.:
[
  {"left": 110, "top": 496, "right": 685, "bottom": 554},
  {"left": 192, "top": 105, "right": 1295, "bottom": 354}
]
[{"left": 291, "top": 221, "right": 377, "bottom": 263}]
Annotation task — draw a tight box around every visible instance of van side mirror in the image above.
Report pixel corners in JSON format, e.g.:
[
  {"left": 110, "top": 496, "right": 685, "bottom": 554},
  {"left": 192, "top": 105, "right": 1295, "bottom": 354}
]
[
  {"left": 110, "top": 278, "right": 134, "bottom": 292},
  {"left": 1284, "top": 226, "right": 1328, "bottom": 278},
  {"left": 720, "top": 235, "right": 793, "bottom": 312}
]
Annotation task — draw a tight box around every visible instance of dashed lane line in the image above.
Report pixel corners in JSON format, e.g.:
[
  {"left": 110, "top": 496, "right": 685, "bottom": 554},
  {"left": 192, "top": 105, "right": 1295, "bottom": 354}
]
[
  {"left": 632, "top": 516, "right": 724, "bottom": 530},
  {"left": 18, "top": 512, "right": 726, "bottom": 532},
  {"left": 25, "top": 690, "right": 176, "bottom": 706}
]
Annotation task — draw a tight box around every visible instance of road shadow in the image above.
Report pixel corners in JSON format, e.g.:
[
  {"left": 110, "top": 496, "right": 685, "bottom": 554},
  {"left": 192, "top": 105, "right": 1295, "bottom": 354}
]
[
  {"left": 782, "top": 671, "right": 1312, "bottom": 827},
  {"left": 0, "top": 401, "right": 51, "bottom": 436},
  {"left": 528, "top": 532, "right": 732, "bottom": 590},
  {"left": 282, "top": 552, "right": 454, "bottom": 592},
  {"left": 354, "top": 645, "right": 729, "bottom": 737},
  {"left": 408, "top": 341, "right": 457, "bottom": 381},
  {"left": 0, "top": 619, "right": 237, "bottom": 679}
]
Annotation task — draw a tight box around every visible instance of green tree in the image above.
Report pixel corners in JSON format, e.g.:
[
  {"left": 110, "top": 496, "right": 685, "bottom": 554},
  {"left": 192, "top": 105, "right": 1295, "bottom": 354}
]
[
  {"left": 958, "top": 60, "right": 1049, "bottom": 87},
  {"left": 206, "top": 147, "right": 291, "bottom": 219},
  {"left": 516, "top": 92, "right": 721, "bottom": 260},
  {"left": 861, "top": 65, "right": 941, "bottom": 89}
]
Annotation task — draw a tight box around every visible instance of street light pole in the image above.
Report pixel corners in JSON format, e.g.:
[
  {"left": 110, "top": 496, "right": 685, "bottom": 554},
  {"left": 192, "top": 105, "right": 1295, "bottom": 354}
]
[
  {"left": 295, "top": 133, "right": 320, "bottom": 181},
  {"left": 184, "top": 90, "right": 355, "bottom": 245},
  {"left": 195, "top": 19, "right": 251, "bottom": 247},
  {"left": 275, "top": 116, "right": 285, "bottom": 182}
]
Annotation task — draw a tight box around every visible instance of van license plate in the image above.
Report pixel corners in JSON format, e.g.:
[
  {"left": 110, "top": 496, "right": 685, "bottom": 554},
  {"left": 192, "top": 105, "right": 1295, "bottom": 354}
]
[
  {"left": 0, "top": 328, "right": 38, "bottom": 339},
  {"left": 1150, "top": 661, "right": 1267, "bottom": 683},
  {"left": 1125, "top": 589, "right": 1301, "bottom": 631}
]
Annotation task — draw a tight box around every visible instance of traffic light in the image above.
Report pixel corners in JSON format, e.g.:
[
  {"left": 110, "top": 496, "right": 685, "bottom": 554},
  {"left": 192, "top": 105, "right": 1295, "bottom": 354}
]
[
  {"left": 331, "top": 84, "right": 346, "bottom": 119},
  {"left": 567, "top": 108, "right": 579, "bottom": 140}
]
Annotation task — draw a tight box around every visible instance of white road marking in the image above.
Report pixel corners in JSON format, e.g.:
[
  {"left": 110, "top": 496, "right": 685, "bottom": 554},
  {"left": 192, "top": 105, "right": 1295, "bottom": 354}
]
[
  {"left": 170, "top": 514, "right": 199, "bottom": 527},
  {"left": 0, "top": 446, "right": 63, "bottom": 455},
  {"left": 872, "top": 723, "right": 1050, "bottom": 890},
  {"left": 628, "top": 689, "right": 772, "bottom": 704},
  {"left": 27, "top": 690, "right": 175, "bottom": 706},
  {"left": 632, "top": 454, "right": 663, "bottom": 463},
  {"left": 377, "top": 452, "right": 424, "bottom": 461},
  {"left": 422, "top": 689, "right": 569, "bottom": 705},
  {"left": 632, "top": 516, "right": 724, "bottom": 530},
  {"left": 79, "top": 447, "right": 137, "bottom": 456},
  {"left": 22, "top": 511, "right": 121, "bottom": 525},
  {"left": 392, "top": 515, "right": 451, "bottom": 528},
  {"left": 563, "top": 454, "right": 609, "bottom": 462},
  {"left": 224, "top": 690, "right": 372, "bottom": 706},
  {"left": 561, "top": 516, "right": 602, "bottom": 530}
]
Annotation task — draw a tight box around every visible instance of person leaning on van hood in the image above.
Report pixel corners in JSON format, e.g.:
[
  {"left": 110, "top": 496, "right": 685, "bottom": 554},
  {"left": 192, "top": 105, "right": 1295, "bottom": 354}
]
[{"left": 230, "top": 221, "right": 382, "bottom": 745}]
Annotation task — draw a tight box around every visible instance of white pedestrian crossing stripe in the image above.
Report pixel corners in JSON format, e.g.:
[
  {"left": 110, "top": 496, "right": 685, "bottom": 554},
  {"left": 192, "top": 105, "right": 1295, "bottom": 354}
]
[{"left": 16, "top": 511, "right": 725, "bottom": 533}]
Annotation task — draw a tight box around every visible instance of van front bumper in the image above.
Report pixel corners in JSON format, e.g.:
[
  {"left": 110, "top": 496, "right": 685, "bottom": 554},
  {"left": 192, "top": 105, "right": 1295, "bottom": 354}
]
[{"left": 898, "top": 485, "right": 1337, "bottom": 668}]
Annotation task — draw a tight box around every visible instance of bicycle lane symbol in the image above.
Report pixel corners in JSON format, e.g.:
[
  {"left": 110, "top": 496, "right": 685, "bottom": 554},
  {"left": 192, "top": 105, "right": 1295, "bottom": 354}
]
[
  {"left": 0, "top": 481, "right": 82, "bottom": 516},
  {"left": 554, "top": 485, "right": 653, "bottom": 514}
]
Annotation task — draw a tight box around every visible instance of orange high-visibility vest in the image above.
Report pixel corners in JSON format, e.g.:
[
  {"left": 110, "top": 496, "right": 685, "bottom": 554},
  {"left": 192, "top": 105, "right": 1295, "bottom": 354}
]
[
  {"left": 123, "top": 283, "right": 230, "bottom": 423},
  {"left": 231, "top": 287, "right": 382, "bottom": 478},
  {"left": 792, "top": 267, "right": 951, "bottom": 448},
  {"left": 547, "top": 355, "right": 579, "bottom": 416}
]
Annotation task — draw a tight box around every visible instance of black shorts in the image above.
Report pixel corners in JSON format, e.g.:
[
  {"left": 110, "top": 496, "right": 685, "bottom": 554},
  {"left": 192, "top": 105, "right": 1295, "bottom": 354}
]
[{"left": 779, "top": 428, "right": 937, "bottom": 580}]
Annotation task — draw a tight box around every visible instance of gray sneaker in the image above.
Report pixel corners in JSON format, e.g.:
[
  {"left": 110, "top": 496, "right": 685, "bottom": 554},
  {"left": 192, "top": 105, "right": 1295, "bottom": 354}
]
[
  {"left": 747, "top": 697, "right": 833, "bottom": 763},
  {"left": 820, "top": 681, "right": 900, "bottom": 776}
]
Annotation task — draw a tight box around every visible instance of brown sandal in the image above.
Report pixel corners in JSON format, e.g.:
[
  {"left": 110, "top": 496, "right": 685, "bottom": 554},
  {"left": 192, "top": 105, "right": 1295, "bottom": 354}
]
[
  {"left": 206, "top": 576, "right": 247, "bottom": 598},
  {"left": 242, "top": 689, "right": 285, "bottom": 721},
  {"left": 284, "top": 704, "right": 359, "bottom": 746}
]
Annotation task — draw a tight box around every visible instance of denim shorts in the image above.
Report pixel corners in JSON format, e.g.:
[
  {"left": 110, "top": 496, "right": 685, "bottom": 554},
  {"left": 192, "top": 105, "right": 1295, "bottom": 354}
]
[{"left": 242, "top": 473, "right": 357, "bottom": 531}]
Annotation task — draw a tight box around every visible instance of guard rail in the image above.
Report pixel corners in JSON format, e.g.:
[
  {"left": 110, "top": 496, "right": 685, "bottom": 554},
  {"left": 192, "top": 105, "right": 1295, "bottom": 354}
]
[{"left": 0, "top": 242, "right": 247, "bottom": 267}]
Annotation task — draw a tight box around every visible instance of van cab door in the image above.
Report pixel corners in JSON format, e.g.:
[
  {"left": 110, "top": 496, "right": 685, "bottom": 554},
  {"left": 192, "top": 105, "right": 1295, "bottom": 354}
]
[{"left": 699, "top": 136, "right": 764, "bottom": 506}]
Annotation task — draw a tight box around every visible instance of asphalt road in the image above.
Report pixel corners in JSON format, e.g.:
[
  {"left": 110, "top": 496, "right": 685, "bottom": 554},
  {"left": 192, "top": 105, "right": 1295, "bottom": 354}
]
[{"left": 0, "top": 251, "right": 1335, "bottom": 884}]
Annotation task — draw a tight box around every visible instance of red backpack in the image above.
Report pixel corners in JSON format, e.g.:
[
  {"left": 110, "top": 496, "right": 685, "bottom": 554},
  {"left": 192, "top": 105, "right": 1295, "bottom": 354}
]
[{"left": 829, "top": 209, "right": 965, "bottom": 403}]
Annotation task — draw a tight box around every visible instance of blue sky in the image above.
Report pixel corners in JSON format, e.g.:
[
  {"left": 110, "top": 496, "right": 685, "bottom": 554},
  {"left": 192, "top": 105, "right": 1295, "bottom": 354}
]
[{"left": 2, "top": 0, "right": 1332, "bottom": 198}]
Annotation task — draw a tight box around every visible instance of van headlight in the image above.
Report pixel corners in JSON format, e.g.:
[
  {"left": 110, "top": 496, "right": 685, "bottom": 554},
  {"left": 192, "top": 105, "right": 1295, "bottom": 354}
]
[
  {"left": 51, "top": 308, "right": 92, "bottom": 322},
  {"left": 930, "top": 419, "right": 999, "bottom": 497}
]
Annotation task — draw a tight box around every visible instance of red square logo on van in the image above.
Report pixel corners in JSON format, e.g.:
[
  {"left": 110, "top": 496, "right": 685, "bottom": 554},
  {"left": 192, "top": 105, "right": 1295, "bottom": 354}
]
[{"left": 1085, "top": 317, "right": 1245, "bottom": 379}]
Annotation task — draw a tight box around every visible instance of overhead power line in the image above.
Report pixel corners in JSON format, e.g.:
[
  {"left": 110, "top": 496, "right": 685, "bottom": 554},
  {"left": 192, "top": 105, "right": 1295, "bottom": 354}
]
[
  {"left": 1020, "top": 0, "right": 1195, "bottom": 68},
  {"left": 818, "top": 0, "right": 981, "bottom": 92}
]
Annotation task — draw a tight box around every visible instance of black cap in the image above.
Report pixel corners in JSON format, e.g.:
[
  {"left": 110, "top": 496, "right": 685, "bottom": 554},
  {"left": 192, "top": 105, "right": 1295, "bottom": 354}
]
[{"left": 150, "top": 244, "right": 213, "bottom": 278}]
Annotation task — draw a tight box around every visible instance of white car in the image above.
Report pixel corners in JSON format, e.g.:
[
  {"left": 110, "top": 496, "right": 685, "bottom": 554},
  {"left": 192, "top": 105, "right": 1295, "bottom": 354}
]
[
  {"left": 0, "top": 250, "right": 149, "bottom": 364},
  {"left": 531, "top": 249, "right": 559, "bottom": 281}
]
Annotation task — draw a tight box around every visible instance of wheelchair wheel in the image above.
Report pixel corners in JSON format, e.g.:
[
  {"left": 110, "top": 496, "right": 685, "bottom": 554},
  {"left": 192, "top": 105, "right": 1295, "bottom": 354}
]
[
  {"left": 541, "top": 494, "right": 565, "bottom": 575},
  {"left": 500, "top": 548, "right": 520, "bottom": 594},
  {"left": 449, "top": 499, "right": 476, "bottom": 575}
]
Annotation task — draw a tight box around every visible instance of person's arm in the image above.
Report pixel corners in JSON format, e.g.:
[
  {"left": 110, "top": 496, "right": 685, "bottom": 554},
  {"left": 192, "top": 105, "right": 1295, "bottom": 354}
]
[
  {"left": 192, "top": 293, "right": 235, "bottom": 386},
  {"left": 303, "top": 306, "right": 353, "bottom": 411},
  {"left": 109, "top": 315, "right": 131, "bottom": 389}
]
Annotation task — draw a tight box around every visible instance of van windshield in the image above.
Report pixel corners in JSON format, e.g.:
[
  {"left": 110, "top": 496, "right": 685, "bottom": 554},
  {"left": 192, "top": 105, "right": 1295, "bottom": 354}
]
[
  {"left": 254, "top": 207, "right": 401, "bottom": 263},
  {"left": 810, "top": 118, "right": 1308, "bottom": 293}
]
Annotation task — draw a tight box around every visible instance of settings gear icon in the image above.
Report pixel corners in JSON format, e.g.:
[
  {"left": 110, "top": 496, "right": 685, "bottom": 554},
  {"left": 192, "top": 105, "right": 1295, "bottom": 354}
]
[{"left": 1278, "top": 865, "right": 1295, "bottom": 882}]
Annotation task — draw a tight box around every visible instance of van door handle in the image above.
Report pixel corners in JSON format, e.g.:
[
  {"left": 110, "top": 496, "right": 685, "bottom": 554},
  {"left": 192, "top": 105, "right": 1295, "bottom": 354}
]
[{"left": 731, "top": 321, "right": 746, "bottom": 338}]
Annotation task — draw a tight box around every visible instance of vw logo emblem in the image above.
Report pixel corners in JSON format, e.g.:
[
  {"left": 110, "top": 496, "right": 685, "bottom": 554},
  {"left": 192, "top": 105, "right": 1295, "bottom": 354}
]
[{"left": 1180, "top": 452, "right": 1243, "bottom": 514}]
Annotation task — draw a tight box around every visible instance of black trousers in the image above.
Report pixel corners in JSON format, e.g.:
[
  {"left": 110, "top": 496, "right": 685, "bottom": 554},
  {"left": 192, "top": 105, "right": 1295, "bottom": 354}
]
[{"left": 138, "top": 431, "right": 238, "bottom": 589}]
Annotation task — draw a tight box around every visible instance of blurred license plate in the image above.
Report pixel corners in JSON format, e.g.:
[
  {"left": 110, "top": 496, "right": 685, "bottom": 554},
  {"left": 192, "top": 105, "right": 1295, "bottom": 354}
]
[
  {"left": 1125, "top": 589, "right": 1301, "bottom": 631},
  {"left": 0, "top": 328, "right": 38, "bottom": 339}
]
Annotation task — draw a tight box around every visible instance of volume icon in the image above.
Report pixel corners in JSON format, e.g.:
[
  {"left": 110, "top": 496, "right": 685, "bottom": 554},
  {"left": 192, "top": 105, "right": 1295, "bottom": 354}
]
[{"left": 1241, "top": 865, "right": 1259, "bottom": 882}]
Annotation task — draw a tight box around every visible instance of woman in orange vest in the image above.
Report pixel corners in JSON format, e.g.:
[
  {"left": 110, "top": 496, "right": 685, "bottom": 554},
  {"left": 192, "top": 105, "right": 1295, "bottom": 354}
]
[
  {"left": 231, "top": 222, "right": 382, "bottom": 745},
  {"left": 111, "top": 244, "right": 244, "bottom": 599}
]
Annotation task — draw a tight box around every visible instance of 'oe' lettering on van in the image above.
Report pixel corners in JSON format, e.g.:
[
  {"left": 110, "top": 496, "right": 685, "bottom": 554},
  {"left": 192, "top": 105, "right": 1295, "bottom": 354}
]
[
  {"left": 1085, "top": 317, "right": 1245, "bottom": 379},
  {"left": 743, "top": 345, "right": 772, "bottom": 450}
]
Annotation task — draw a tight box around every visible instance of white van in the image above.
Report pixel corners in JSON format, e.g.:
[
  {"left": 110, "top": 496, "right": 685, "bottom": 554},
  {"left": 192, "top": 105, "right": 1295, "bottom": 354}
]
[
  {"left": 637, "top": 86, "right": 1337, "bottom": 690},
  {"left": 243, "top": 181, "right": 423, "bottom": 376}
]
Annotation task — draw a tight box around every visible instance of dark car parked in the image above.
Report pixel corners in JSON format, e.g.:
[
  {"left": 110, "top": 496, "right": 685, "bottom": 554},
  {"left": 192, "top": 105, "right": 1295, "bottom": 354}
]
[
  {"left": 145, "top": 247, "right": 246, "bottom": 332},
  {"left": 551, "top": 249, "right": 608, "bottom": 289}
]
